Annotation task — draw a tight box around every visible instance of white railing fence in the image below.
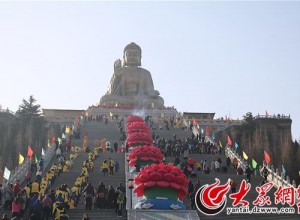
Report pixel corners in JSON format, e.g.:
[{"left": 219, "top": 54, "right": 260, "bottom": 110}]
[
  {"left": 3, "top": 143, "right": 56, "bottom": 185},
  {"left": 225, "top": 146, "right": 299, "bottom": 190}
]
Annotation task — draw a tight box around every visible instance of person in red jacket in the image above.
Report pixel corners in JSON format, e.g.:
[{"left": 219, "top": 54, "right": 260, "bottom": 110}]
[{"left": 13, "top": 180, "right": 21, "bottom": 198}]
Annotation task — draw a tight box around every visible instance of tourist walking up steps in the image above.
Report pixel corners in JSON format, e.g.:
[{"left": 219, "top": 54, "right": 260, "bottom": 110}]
[
  {"left": 83, "top": 182, "right": 95, "bottom": 210},
  {"left": 116, "top": 187, "right": 125, "bottom": 217}
]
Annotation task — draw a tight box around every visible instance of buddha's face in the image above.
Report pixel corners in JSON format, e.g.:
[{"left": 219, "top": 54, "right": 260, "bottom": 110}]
[{"left": 124, "top": 49, "right": 141, "bottom": 66}]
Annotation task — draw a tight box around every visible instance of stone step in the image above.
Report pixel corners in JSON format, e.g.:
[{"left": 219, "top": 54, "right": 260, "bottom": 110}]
[{"left": 67, "top": 208, "right": 127, "bottom": 220}]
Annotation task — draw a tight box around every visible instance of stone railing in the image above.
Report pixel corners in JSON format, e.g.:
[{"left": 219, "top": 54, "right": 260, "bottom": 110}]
[
  {"left": 261, "top": 161, "right": 298, "bottom": 189},
  {"left": 225, "top": 147, "right": 248, "bottom": 172},
  {"left": 4, "top": 143, "right": 56, "bottom": 185},
  {"left": 225, "top": 147, "right": 299, "bottom": 192},
  {"left": 254, "top": 114, "right": 290, "bottom": 120}
]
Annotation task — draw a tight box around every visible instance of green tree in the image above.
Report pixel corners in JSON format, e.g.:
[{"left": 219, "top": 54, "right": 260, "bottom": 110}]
[
  {"left": 16, "top": 95, "right": 42, "bottom": 118},
  {"left": 243, "top": 112, "right": 254, "bottom": 123}
]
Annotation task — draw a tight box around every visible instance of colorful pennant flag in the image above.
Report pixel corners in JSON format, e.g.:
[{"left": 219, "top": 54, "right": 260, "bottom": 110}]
[
  {"left": 62, "top": 133, "right": 66, "bottom": 139},
  {"left": 47, "top": 139, "right": 51, "bottom": 148},
  {"left": 65, "top": 126, "right": 70, "bottom": 134},
  {"left": 205, "top": 126, "right": 210, "bottom": 136},
  {"left": 57, "top": 137, "right": 62, "bottom": 144},
  {"left": 265, "top": 111, "right": 269, "bottom": 118},
  {"left": 151, "top": 102, "right": 154, "bottom": 108},
  {"left": 109, "top": 112, "right": 113, "bottom": 117},
  {"left": 52, "top": 136, "right": 56, "bottom": 143},
  {"left": 35, "top": 155, "right": 38, "bottom": 163},
  {"left": 193, "top": 117, "right": 197, "bottom": 126},
  {"left": 234, "top": 142, "right": 239, "bottom": 149},
  {"left": 227, "top": 135, "right": 232, "bottom": 146},
  {"left": 42, "top": 148, "right": 45, "bottom": 156},
  {"left": 282, "top": 165, "right": 286, "bottom": 175},
  {"left": 243, "top": 151, "right": 248, "bottom": 160},
  {"left": 19, "top": 153, "right": 24, "bottom": 164},
  {"left": 264, "top": 150, "right": 271, "bottom": 164},
  {"left": 201, "top": 128, "right": 204, "bottom": 134},
  {"left": 3, "top": 167, "right": 11, "bottom": 180},
  {"left": 252, "top": 159, "right": 258, "bottom": 169},
  {"left": 219, "top": 140, "right": 223, "bottom": 148},
  {"left": 27, "top": 145, "right": 34, "bottom": 158},
  {"left": 211, "top": 132, "right": 215, "bottom": 140}
]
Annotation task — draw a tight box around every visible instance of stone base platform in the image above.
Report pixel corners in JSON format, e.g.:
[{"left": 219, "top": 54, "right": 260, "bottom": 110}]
[{"left": 86, "top": 107, "right": 178, "bottom": 122}]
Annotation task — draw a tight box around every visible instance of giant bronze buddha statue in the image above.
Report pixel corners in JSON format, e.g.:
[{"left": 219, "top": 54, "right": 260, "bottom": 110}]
[{"left": 100, "top": 42, "right": 164, "bottom": 108}]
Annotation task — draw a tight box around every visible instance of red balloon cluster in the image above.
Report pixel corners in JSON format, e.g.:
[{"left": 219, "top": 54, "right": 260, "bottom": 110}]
[
  {"left": 127, "top": 132, "right": 153, "bottom": 147},
  {"left": 127, "top": 121, "right": 150, "bottom": 134},
  {"left": 128, "top": 145, "right": 163, "bottom": 167},
  {"left": 134, "top": 163, "right": 189, "bottom": 199},
  {"left": 126, "top": 115, "right": 144, "bottom": 126}
]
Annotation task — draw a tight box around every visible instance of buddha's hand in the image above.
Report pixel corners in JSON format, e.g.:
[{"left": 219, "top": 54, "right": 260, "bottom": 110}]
[
  {"left": 150, "top": 90, "right": 160, "bottom": 97},
  {"left": 114, "top": 59, "right": 123, "bottom": 76}
]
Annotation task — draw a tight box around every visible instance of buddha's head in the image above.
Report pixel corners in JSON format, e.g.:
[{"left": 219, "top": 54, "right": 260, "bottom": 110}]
[{"left": 123, "top": 42, "right": 142, "bottom": 66}]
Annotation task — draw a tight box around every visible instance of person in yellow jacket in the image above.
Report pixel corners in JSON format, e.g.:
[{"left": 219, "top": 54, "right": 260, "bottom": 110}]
[
  {"left": 101, "top": 160, "right": 109, "bottom": 175},
  {"left": 41, "top": 175, "right": 49, "bottom": 189},
  {"left": 39, "top": 185, "right": 46, "bottom": 199},
  {"left": 82, "top": 166, "right": 88, "bottom": 177},
  {"left": 24, "top": 183, "right": 31, "bottom": 199},
  {"left": 94, "top": 147, "right": 99, "bottom": 157},
  {"left": 89, "top": 160, "right": 94, "bottom": 172},
  {"left": 63, "top": 161, "right": 70, "bottom": 172},
  {"left": 71, "top": 184, "right": 81, "bottom": 198},
  {"left": 46, "top": 170, "right": 55, "bottom": 187},
  {"left": 30, "top": 180, "right": 40, "bottom": 197},
  {"left": 52, "top": 201, "right": 66, "bottom": 220}
]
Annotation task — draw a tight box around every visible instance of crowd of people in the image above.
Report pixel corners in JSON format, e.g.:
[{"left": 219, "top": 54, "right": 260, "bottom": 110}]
[{"left": 0, "top": 134, "right": 127, "bottom": 220}]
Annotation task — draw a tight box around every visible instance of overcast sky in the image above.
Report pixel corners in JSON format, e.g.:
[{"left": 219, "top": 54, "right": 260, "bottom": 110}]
[{"left": 0, "top": 1, "right": 299, "bottom": 140}]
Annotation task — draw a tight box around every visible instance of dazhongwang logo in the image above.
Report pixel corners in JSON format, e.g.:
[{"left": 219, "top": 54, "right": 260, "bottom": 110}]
[
  {"left": 195, "top": 178, "right": 231, "bottom": 215},
  {"left": 195, "top": 178, "right": 300, "bottom": 216}
]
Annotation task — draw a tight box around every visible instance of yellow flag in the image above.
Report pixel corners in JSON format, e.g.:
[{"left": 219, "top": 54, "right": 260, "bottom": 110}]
[
  {"left": 19, "top": 153, "right": 24, "bottom": 164},
  {"left": 219, "top": 140, "right": 223, "bottom": 148},
  {"left": 48, "top": 139, "right": 50, "bottom": 147},
  {"left": 243, "top": 151, "right": 248, "bottom": 160},
  {"left": 65, "top": 126, "right": 70, "bottom": 134}
]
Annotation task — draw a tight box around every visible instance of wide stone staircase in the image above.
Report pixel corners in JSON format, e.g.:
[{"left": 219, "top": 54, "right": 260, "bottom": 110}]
[
  {"left": 52, "top": 120, "right": 127, "bottom": 219},
  {"left": 53, "top": 119, "right": 299, "bottom": 220}
]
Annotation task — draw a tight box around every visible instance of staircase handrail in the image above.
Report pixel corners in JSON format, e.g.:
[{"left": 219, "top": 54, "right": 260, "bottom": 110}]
[
  {"left": 225, "top": 146, "right": 299, "bottom": 197},
  {"left": 4, "top": 143, "right": 56, "bottom": 185},
  {"left": 262, "top": 161, "right": 298, "bottom": 189},
  {"left": 225, "top": 146, "right": 248, "bottom": 172}
]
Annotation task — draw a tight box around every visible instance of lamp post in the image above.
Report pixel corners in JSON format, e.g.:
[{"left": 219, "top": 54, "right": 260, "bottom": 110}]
[{"left": 128, "top": 178, "right": 134, "bottom": 209}]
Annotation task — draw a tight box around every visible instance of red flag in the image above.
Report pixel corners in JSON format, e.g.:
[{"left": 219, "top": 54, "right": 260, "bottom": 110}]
[
  {"left": 227, "top": 135, "right": 232, "bottom": 146},
  {"left": 264, "top": 150, "right": 271, "bottom": 164},
  {"left": 51, "top": 135, "right": 56, "bottom": 143},
  {"left": 265, "top": 111, "right": 269, "bottom": 118},
  {"left": 27, "top": 145, "right": 34, "bottom": 158},
  {"left": 205, "top": 126, "right": 210, "bottom": 136},
  {"left": 193, "top": 117, "right": 197, "bottom": 126}
]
